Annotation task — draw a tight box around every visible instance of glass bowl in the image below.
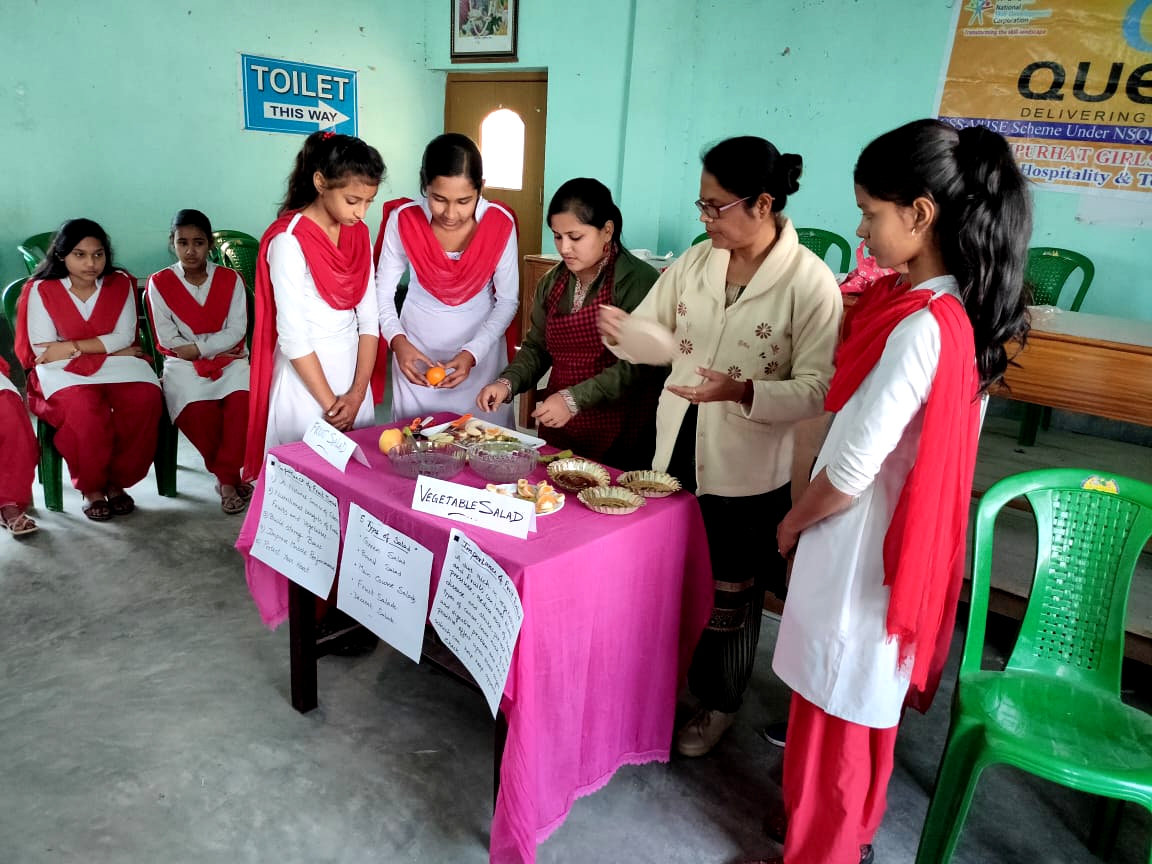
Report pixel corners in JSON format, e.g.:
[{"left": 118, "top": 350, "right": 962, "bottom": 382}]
[
  {"left": 385, "top": 440, "right": 467, "bottom": 480},
  {"left": 467, "top": 441, "right": 539, "bottom": 484}
]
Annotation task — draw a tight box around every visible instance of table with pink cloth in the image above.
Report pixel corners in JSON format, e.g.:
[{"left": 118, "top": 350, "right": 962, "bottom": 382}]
[{"left": 235, "top": 421, "right": 713, "bottom": 864}]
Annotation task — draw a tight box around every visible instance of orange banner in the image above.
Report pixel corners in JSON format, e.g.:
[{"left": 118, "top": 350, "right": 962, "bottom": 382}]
[{"left": 937, "top": 0, "right": 1152, "bottom": 195}]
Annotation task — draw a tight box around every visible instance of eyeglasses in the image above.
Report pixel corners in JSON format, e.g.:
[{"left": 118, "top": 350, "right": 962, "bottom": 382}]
[{"left": 695, "top": 196, "right": 752, "bottom": 221}]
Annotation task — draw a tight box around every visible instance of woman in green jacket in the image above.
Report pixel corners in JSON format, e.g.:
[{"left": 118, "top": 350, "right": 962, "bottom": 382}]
[{"left": 477, "top": 178, "right": 665, "bottom": 468}]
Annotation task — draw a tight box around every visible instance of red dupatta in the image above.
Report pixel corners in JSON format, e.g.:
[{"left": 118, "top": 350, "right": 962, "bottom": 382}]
[
  {"left": 242, "top": 213, "right": 375, "bottom": 483},
  {"left": 372, "top": 197, "right": 516, "bottom": 306},
  {"left": 14, "top": 271, "right": 136, "bottom": 376},
  {"left": 826, "top": 273, "right": 982, "bottom": 710},
  {"left": 147, "top": 266, "right": 245, "bottom": 380}
]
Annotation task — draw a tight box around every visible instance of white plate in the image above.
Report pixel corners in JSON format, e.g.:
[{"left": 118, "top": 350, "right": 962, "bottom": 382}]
[
  {"left": 609, "top": 316, "right": 677, "bottom": 366},
  {"left": 422, "top": 419, "right": 546, "bottom": 448},
  {"left": 488, "top": 483, "right": 565, "bottom": 515}
]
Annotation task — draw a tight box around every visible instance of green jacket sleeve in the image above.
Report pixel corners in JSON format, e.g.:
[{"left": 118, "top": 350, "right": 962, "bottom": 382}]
[
  {"left": 498, "top": 266, "right": 556, "bottom": 396},
  {"left": 568, "top": 256, "right": 662, "bottom": 409}
]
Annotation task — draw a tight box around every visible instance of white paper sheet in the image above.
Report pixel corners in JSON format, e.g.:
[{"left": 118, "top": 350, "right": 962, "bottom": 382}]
[
  {"left": 303, "top": 419, "right": 370, "bottom": 473},
  {"left": 411, "top": 475, "right": 536, "bottom": 538},
  {"left": 336, "top": 503, "right": 433, "bottom": 663},
  {"left": 250, "top": 454, "right": 341, "bottom": 598},
  {"left": 430, "top": 529, "right": 524, "bottom": 717}
]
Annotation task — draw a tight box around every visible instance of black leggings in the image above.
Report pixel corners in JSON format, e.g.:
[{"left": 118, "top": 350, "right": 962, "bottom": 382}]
[{"left": 669, "top": 406, "right": 792, "bottom": 712}]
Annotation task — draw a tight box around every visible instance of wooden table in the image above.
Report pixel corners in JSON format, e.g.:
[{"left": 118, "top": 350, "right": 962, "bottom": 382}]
[{"left": 993, "top": 309, "right": 1152, "bottom": 426}]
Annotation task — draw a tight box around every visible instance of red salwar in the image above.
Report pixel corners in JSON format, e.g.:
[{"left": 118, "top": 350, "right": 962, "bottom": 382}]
[
  {"left": 175, "top": 391, "right": 248, "bottom": 487},
  {"left": 0, "top": 388, "right": 37, "bottom": 510},
  {"left": 782, "top": 693, "right": 898, "bottom": 864},
  {"left": 34, "top": 382, "right": 161, "bottom": 495}
]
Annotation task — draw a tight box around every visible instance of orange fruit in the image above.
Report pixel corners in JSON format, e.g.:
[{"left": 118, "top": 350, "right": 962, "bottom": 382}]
[
  {"left": 378, "top": 428, "right": 404, "bottom": 454},
  {"left": 425, "top": 366, "right": 447, "bottom": 386}
]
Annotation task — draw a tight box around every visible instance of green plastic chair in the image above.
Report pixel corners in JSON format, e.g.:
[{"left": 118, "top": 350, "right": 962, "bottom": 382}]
[
  {"left": 1, "top": 277, "right": 64, "bottom": 511},
  {"left": 691, "top": 231, "right": 710, "bottom": 246},
  {"left": 796, "top": 228, "right": 852, "bottom": 273},
  {"left": 915, "top": 468, "right": 1152, "bottom": 864},
  {"left": 218, "top": 236, "right": 259, "bottom": 293},
  {"left": 209, "top": 230, "right": 259, "bottom": 266},
  {"left": 136, "top": 299, "right": 179, "bottom": 498},
  {"left": 16, "top": 231, "right": 55, "bottom": 275},
  {"left": 1017, "top": 247, "right": 1096, "bottom": 446}
]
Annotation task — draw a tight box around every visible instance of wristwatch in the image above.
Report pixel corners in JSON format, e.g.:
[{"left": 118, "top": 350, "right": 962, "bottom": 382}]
[{"left": 68, "top": 341, "right": 82, "bottom": 359}]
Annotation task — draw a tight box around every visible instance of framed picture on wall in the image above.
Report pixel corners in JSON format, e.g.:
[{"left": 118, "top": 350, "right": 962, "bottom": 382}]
[{"left": 450, "top": 0, "right": 518, "bottom": 63}]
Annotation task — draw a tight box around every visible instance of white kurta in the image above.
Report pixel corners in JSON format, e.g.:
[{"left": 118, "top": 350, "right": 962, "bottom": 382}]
[
  {"left": 772, "top": 276, "right": 961, "bottom": 729},
  {"left": 147, "top": 262, "right": 250, "bottom": 420},
  {"left": 26, "top": 276, "right": 160, "bottom": 399},
  {"left": 264, "top": 214, "right": 378, "bottom": 452},
  {"left": 376, "top": 197, "right": 517, "bottom": 426}
]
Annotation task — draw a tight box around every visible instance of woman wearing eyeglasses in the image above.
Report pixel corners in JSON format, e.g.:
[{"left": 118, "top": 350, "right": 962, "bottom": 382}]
[{"left": 600, "top": 136, "right": 842, "bottom": 758}]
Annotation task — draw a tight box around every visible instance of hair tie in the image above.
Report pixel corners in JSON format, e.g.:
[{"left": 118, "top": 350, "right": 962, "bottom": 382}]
[{"left": 321, "top": 131, "right": 335, "bottom": 139}]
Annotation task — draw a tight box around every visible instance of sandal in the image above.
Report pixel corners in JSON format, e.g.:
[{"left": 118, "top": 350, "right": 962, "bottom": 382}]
[
  {"left": 236, "top": 482, "right": 254, "bottom": 501},
  {"left": 220, "top": 491, "right": 247, "bottom": 515},
  {"left": 216, "top": 483, "right": 249, "bottom": 515},
  {"left": 82, "top": 498, "right": 113, "bottom": 521},
  {"left": 1, "top": 506, "right": 39, "bottom": 537},
  {"left": 107, "top": 493, "right": 135, "bottom": 515}
]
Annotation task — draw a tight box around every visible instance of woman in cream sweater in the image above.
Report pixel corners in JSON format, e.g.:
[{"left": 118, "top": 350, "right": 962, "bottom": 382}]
[{"left": 601, "top": 136, "right": 842, "bottom": 758}]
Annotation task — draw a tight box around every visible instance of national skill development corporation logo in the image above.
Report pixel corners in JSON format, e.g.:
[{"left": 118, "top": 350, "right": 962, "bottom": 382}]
[{"left": 965, "top": 0, "right": 994, "bottom": 26}]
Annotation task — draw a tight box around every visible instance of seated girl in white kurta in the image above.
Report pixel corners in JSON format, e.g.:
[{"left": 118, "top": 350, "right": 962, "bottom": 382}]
[
  {"left": 15, "top": 219, "right": 162, "bottom": 522},
  {"left": 242, "top": 131, "right": 385, "bottom": 482},
  {"left": 374, "top": 133, "right": 518, "bottom": 426},
  {"left": 748, "top": 120, "right": 1032, "bottom": 864},
  {"left": 147, "top": 209, "right": 250, "bottom": 514}
]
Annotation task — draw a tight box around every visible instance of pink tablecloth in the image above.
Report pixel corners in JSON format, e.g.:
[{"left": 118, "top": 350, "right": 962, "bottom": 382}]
[{"left": 235, "top": 420, "right": 713, "bottom": 864}]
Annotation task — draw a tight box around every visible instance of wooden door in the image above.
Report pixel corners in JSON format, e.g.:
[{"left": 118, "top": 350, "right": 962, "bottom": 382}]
[{"left": 445, "top": 72, "right": 548, "bottom": 429}]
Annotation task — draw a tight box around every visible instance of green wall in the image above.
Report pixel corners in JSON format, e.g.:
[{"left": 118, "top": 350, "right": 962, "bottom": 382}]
[
  {"left": 4, "top": 1, "right": 1148, "bottom": 320},
  {"left": 0, "top": 0, "right": 443, "bottom": 282},
  {"left": 430, "top": 0, "right": 1152, "bottom": 321}
]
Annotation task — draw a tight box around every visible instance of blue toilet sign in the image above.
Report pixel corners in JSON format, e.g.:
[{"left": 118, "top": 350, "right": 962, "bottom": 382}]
[{"left": 241, "top": 53, "right": 358, "bottom": 136}]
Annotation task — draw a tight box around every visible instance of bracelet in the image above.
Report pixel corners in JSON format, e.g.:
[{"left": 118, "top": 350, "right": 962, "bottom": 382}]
[
  {"left": 559, "top": 389, "right": 581, "bottom": 416},
  {"left": 495, "top": 378, "right": 515, "bottom": 403},
  {"left": 69, "top": 340, "right": 82, "bottom": 359}
]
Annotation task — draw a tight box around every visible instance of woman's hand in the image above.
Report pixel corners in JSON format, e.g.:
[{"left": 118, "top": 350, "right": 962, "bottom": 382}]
[
  {"left": 532, "top": 393, "right": 573, "bottom": 428},
  {"left": 325, "top": 387, "right": 366, "bottom": 431},
  {"left": 666, "top": 367, "right": 745, "bottom": 405},
  {"left": 35, "top": 341, "right": 77, "bottom": 364},
  {"left": 110, "top": 346, "right": 148, "bottom": 359},
  {"left": 390, "top": 334, "right": 436, "bottom": 387},
  {"left": 173, "top": 343, "right": 201, "bottom": 361},
  {"left": 477, "top": 381, "right": 511, "bottom": 413},
  {"left": 598, "top": 305, "right": 628, "bottom": 344},
  {"left": 439, "top": 350, "right": 476, "bottom": 389},
  {"left": 776, "top": 512, "right": 801, "bottom": 560}
]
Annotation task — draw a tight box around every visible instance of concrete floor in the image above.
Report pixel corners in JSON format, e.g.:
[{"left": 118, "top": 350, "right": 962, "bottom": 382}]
[{"left": 1, "top": 419, "right": 1150, "bottom": 864}]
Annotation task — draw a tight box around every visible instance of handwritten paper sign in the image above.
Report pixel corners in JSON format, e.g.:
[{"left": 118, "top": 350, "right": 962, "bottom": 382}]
[
  {"left": 250, "top": 454, "right": 341, "bottom": 597},
  {"left": 336, "top": 503, "right": 432, "bottom": 663},
  {"left": 303, "top": 418, "right": 369, "bottom": 473},
  {"left": 411, "top": 475, "right": 535, "bottom": 539},
  {"left": 430, "top": 529, "right": 524, "bottom": 717}
]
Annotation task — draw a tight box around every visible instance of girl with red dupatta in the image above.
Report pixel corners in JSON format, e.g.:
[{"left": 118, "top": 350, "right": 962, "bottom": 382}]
[
  {"left": 242, "top": 131, "right": 385, "bottom": 483},
  {"left": 0, "top": 357, "right": 39, "bottom": 537},
  {"left": 16, "top": 219, "right": 162, "bottom": 522},
  {"left": 147, "top": 209, "right": 250, "bottom": 514},
  {"left": 374, "top": 133, "right": 518, "bottom": 427},
  {"left": 747, "top": 120, "right": 1032, "bottom": 864}
]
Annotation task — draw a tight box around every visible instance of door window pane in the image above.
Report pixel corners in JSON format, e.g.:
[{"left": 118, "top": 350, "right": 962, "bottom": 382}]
[{"left": 481, "top": 108, "right": 524, "bottom": 191}]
